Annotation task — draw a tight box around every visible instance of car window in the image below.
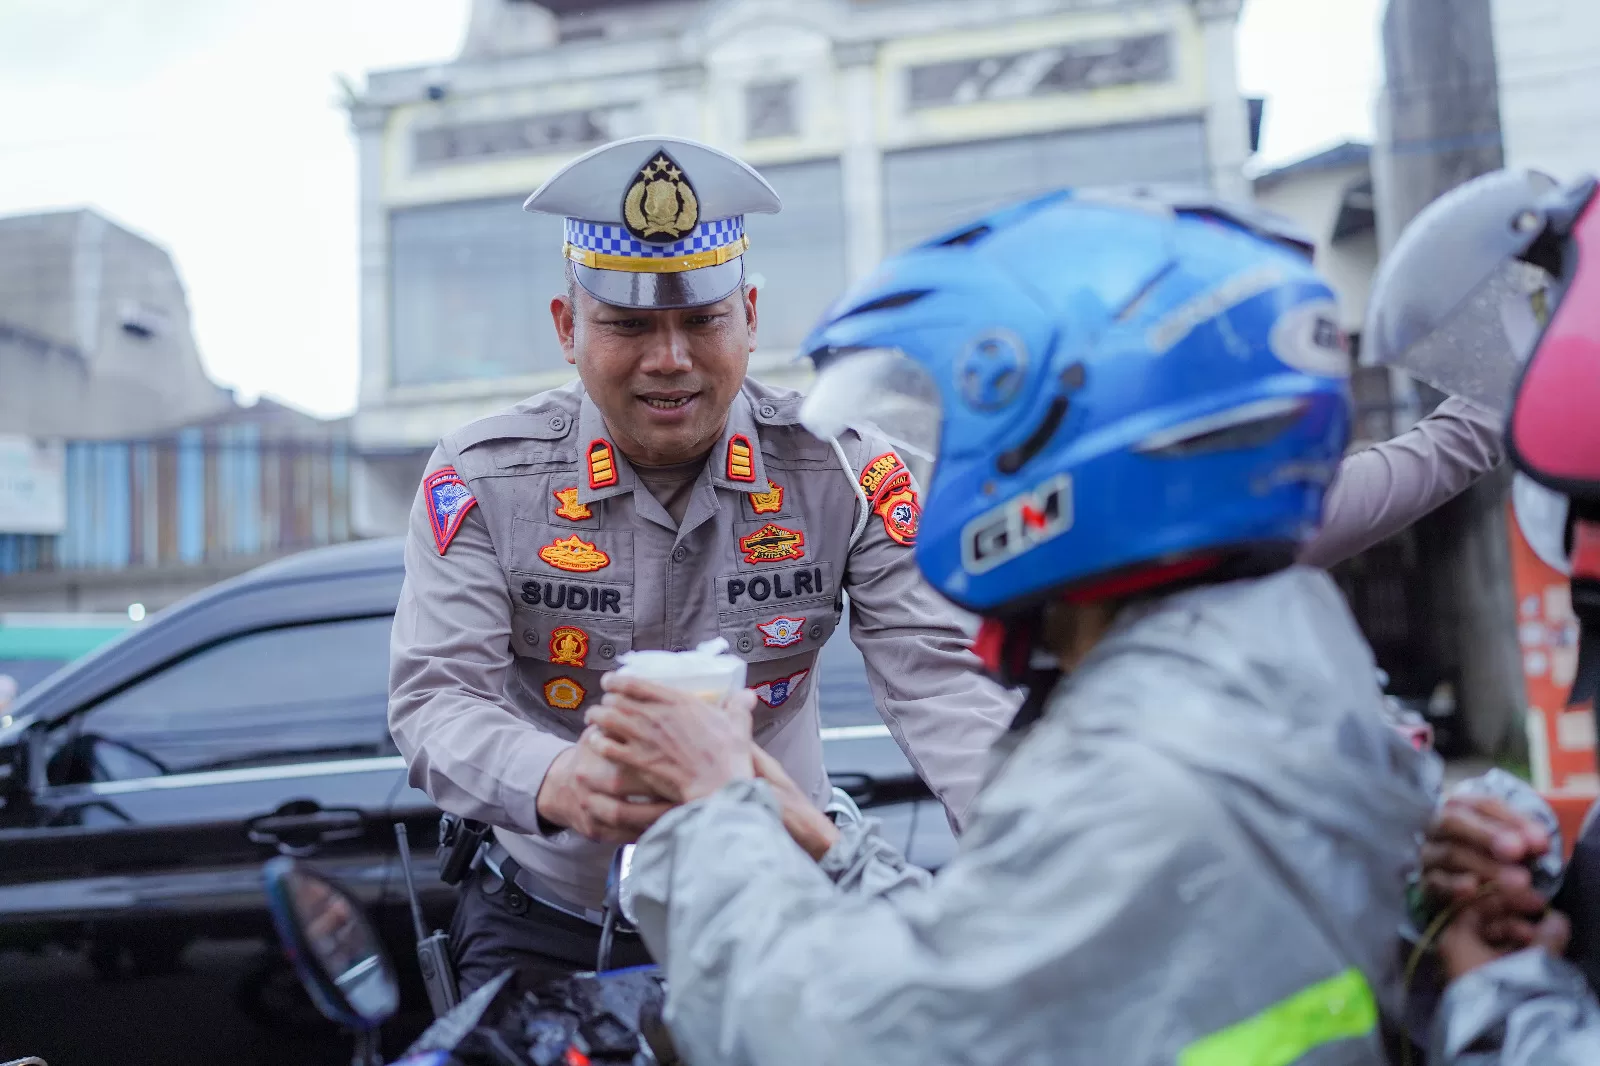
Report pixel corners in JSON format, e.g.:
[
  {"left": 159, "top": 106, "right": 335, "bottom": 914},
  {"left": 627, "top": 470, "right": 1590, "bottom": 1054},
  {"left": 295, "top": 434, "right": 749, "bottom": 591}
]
[{"left": 50, "top": 616, "right": 396, "bottom": 782}]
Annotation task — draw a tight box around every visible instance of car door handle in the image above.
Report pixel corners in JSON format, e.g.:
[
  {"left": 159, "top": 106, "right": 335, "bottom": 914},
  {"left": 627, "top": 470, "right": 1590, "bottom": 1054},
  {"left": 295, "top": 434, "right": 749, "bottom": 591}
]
[{"left": 246, "top": 802, "right": 367, "bottom": 858}]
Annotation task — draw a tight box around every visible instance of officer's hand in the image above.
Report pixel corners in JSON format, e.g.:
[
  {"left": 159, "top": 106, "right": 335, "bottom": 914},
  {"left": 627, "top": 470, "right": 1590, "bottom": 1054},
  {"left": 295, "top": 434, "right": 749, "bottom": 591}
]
[
  {"left": 1439, "top": 899, "right": 1571, "bottom": 981},
  {"left": 536, "top": 729, "right": 672, "bottom": 844},
  {"left": 1421, "top": 794, "right": 1550, "bottom": 924},
  {"left": 588, "top": 674, "right": 755, "bottom": 804},
  {"left": 751, "top": 745, "right": 839, "bottom": 862}
]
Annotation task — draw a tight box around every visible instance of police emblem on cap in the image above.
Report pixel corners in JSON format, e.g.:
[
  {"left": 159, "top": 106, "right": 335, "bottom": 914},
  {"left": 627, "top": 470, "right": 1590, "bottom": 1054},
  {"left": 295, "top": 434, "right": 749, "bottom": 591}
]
[{"left": 623, "top": 151, "right": 699, "bottom": 244}]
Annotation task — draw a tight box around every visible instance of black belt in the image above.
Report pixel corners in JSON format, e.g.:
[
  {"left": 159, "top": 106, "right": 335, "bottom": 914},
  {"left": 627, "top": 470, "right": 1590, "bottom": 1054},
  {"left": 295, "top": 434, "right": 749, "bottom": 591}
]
[{"left": 480, "top": 840, "right": 610, "bottom": 926}]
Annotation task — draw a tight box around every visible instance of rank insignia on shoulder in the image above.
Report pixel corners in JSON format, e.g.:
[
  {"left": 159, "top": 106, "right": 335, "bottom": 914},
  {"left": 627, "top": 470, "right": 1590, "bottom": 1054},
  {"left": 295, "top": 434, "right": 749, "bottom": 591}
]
[
  {"left": 874, "top": 470, "right": 920, "bottom": 547},
  {"left": 739, "top": 522, "right": 805, "bottom": 564},
  {"left": 748, "top": 480, "right": 783, "bottom": 515},
  {"left": 540, "top": 534, "right": 611, "bottom": 573},
  {"left": 424, "top": 466, "right": 478, "bottom": 556},
  {"left": 859, "top": 451, "right": 906, "bottom": 501},
  {"left": 753, "top": 667, "right": 809, "bottom": 707},
  {"left": 553, "top": 487, "right": 593, "bottom": 521},
  {"left": 757, "top": 616, "right": 807, "bottom": 649},
  {"left": 544, "top": 676, "right": 586, "bottom": 711},
  {"left": 726, "top": 434, "right": 756, "bottom": 482},
  {"left": 588, "top": 439, "right": 618, "bottom": 489},
  {"left": 549, "top": 626, "right": 589, "bottom": 667}
]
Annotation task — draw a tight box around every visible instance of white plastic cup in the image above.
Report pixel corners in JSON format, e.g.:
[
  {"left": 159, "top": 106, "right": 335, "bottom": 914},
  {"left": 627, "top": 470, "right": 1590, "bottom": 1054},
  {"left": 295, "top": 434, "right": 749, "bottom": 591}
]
[{"left": 614, "top": 637, "right": 747, "bottom": 703}]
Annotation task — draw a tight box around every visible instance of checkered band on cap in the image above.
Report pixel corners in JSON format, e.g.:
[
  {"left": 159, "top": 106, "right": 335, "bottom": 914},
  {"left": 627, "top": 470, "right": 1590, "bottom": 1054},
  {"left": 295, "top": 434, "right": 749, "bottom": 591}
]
[{"left": 564, "top": 217, "right": 747, "bottom": 259}]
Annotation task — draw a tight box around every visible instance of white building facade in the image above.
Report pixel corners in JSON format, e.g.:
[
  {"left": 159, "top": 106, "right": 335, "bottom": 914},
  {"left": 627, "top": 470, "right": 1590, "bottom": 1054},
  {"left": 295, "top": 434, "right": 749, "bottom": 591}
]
[
  {"left": 348, "top": 0, "right": 1256, "bottom": 534},
  {"left": 1491, "top": 0, "right": 1600, "bottom": 185}
]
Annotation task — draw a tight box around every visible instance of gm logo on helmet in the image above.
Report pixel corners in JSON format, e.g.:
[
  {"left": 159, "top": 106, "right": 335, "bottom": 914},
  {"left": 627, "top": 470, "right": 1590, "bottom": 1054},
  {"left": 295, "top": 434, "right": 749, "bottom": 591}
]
[{"left": 962, "top": 475, "right": 1074, "bottom": 574}]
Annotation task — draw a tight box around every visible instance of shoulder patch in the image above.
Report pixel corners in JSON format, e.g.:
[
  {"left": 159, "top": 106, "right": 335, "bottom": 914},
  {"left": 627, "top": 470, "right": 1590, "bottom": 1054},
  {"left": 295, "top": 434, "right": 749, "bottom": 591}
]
[
  {"left": 859, "top": 451, "right": 906, "bottom": 501},
  {"left": 424, "top": 467, "right": 478, "bottom": 555},
  {"left": 873, "top": 470, "right": 920, "bottom": 547}
]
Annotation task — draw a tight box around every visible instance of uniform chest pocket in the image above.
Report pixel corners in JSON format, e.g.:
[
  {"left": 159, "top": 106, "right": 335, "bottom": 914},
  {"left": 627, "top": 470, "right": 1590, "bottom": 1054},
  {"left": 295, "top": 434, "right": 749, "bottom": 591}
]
[
  {"left": 715, "top": 561, "right": 840, "bottom": 661},
  {"left": 509, "top": 609, "right": 634, "bottom": 671}
]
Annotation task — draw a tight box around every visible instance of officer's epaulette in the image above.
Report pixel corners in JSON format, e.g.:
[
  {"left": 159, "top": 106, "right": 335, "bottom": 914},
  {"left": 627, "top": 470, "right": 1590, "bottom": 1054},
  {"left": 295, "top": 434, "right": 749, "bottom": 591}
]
[{"left": 447, "top": 407, "right": 576, "bottom": 454}]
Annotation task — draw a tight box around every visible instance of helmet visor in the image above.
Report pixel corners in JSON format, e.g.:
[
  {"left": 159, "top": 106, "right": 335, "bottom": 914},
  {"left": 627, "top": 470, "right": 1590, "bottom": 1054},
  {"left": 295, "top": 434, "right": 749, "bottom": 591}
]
[
  {"left": 1365, "top": 169, "right": 1562, "bottom": 414},
  {"left": 800, "top": 348, "right": 943, "bottom": 486}
]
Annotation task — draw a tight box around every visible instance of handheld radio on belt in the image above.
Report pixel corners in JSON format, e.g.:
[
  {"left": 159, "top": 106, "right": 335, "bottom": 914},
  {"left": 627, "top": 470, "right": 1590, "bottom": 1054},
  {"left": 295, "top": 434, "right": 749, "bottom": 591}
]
[{"left": 394, "top": 821, "right": 461, "bottom": 1017}]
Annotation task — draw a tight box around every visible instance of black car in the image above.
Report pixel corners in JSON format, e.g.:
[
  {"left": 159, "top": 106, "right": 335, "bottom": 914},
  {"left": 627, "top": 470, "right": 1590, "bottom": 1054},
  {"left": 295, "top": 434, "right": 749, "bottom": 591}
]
[{"left": 0, "top": 538, "right": 954, "bottom": 1064}]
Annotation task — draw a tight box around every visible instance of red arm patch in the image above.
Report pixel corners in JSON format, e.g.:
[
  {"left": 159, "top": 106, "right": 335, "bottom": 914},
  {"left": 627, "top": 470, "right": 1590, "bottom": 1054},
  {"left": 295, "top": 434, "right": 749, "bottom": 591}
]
[{"left": 423, "top": 467, "right": 478, "bottom": 555}]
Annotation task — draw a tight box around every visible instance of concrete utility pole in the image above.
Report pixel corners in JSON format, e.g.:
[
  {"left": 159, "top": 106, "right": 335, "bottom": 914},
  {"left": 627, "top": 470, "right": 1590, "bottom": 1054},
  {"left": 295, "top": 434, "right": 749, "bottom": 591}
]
[{"left": 1373, "top": 0, "right": 1526, "bottom": 756}]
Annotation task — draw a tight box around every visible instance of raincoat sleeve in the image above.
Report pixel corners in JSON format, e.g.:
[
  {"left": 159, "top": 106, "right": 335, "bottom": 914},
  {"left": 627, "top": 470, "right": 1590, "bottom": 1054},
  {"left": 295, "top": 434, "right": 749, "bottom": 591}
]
[
  {"left": 628, "top": 739, "right": 1366, "bottom": 1066},
  {"left": 1429, "top": 950, "right": 1600, "bottom": 1065},
  {"left": 1300, "top": 396, "right": 1504, "bottom": 568}
]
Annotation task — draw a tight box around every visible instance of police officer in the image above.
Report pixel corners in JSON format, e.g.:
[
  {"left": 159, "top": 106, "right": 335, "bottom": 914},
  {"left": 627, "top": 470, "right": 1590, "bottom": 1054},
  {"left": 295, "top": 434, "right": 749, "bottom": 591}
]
[{"left": 388, "top": 136, "right": 1505, "bottom": 995}]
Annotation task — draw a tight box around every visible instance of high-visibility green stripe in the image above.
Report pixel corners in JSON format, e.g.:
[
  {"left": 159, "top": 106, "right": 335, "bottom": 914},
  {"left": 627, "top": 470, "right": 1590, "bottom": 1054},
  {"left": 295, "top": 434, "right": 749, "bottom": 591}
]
[{"left": 1178, "top": 967, "right": 1377, "bottom": 1066}]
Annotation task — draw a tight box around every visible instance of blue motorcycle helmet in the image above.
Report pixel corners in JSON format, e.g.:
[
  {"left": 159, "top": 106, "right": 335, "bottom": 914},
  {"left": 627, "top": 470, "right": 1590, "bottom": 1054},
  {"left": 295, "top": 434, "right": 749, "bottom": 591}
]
[{"left": 799, "top": 188, "right": 1351, "bottom": 679}]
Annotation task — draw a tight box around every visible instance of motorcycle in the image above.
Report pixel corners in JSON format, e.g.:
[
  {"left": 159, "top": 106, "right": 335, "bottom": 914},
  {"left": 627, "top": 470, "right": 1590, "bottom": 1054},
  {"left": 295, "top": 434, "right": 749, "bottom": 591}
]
[{"left": 263, "top": 834, "right": 676, "bottom": 1066}]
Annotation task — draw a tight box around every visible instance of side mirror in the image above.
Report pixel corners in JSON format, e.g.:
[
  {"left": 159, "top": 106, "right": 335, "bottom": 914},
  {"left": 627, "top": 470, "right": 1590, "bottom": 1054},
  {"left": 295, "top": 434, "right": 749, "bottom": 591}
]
[{"left": 263, "top": 857, "right": 399, "bottom": 1033}]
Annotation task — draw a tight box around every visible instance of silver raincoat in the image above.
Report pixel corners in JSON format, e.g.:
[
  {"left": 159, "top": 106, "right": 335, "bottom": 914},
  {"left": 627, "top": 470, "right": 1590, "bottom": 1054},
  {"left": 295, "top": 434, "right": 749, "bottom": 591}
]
[
  {"left": 629, "top": 567, "right": 1437, "bottom": 1066},
  {"left": 1429, "top": 950, "right": 1600, "bottom": 1064}
]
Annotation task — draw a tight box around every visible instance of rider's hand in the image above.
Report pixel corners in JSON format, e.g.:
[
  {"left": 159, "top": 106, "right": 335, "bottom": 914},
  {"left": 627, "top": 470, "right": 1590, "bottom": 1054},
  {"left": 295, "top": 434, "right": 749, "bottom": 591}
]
[
  {"left": 752, "top": 745, "right": 840, "bottom": 862},
  {"left": 1421, "top": 793, "right": 1550, "bottom": 926},
  {"left": 536, "top": 727, "right": 672, "bottom": 843},
  {"left": 587, "top": 674, "right": 755, "bottom": 804},
  {"left": 1439, "top": 900, "right": 1571, "bottom": 981}
]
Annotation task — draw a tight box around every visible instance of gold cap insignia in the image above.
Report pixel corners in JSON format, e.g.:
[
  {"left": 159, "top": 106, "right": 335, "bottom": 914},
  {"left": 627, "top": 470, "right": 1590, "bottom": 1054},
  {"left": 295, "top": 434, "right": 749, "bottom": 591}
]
[
  {"left": 549, "top": 625, "right": 590, "bottom": 667},
  {"left": 539, "top": 534, "right": 611, "bottom": 573},
  {"left": 749, "top": 480, "right": 784, "bottom": 515},
  {"left": 622, "top": 150, "right": 700, "bottom": 244},
  {"left": 544, "top": 676, "right": 586, "bottom": 711},
  {"left": 553, "top": 487, "right": 593, "bottom": 522}
]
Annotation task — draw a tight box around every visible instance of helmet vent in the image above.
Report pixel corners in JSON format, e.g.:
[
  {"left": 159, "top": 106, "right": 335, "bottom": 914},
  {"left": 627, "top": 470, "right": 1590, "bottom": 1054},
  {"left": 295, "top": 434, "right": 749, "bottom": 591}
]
[
  {"left": 1135, "top": 397, "right": 1307, "bottom": 457},
  {"left": 837, "top": 289, "right": 932, "bottom": 321}
]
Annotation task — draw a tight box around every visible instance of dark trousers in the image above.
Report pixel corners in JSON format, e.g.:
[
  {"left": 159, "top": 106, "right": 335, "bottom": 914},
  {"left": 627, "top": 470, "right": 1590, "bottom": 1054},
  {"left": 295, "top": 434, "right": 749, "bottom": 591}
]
[{"left": 449, "top": 865, "right": 654, "bottom": 996}]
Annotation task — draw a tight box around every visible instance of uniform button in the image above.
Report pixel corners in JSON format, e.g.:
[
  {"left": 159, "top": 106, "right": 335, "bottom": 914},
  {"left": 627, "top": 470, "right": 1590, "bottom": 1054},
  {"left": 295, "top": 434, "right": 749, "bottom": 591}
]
[
  {"left": 671, "top": 546, "right": 687, "bottom": 563},
  {"left": 808, "top": 623, "right": 824, "bottom": 640},
  {"left": 737, "top": 635, "right": 754, "bottom": 652},
  {"left": 600, "top": 643, "right": 616, "bottom": 660},
  {"left": 548, "top": 414, "right": 567, "bottom": 432},
  {"left": 758, "top": 403, "right": 778, "bottom": 419},
  {"left": 523, "top": 629, "right": 539, "bottom": 646}
]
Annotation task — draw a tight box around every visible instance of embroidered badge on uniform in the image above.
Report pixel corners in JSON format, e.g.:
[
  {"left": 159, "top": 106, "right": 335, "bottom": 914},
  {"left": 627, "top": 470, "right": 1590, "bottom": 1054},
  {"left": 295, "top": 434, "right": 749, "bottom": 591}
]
[
  {"left": 757, "top": 616, "right": 807, "bottom": 649},
  {"left": 726, "top": 434, "right": 756, "bottom": 482},
  {"left": 873, "top": 470, "right": 920, "bottom": 547},
  {"left": 553, "top": 487, "right": 593, "bottom": 522},
  {"left": 859, "top": 451, "right": 906, "bottom": 501},
  {"left": 752, "top": 668, "right": 810, "bottom": 707},
  {"left": 423, "top": 467, "right": 478, "bottom": 556},
  {"left": 748, "top": 480, "right": 784, "bottom": 516},
  {"left": 739, "top": 522, "right": 805, "bottom": 564},
  {"left": 539, "top": 534, "right": 611, "bottom": 573},
  {"left": 544, "top": 677, "right": 586, "bottom": 711},
  {"left": 549, "top": 626, "right": 590, "bottom": 667},
  {"left": 588, "top": 440, "right": 618, "bottom": 489}
]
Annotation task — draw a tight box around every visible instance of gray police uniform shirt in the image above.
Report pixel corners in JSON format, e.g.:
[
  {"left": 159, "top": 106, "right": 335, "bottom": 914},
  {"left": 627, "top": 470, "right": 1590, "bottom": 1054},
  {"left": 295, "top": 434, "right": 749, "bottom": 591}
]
[{"left": 389, "top": 377, "right": 1016, "bottom": 909}]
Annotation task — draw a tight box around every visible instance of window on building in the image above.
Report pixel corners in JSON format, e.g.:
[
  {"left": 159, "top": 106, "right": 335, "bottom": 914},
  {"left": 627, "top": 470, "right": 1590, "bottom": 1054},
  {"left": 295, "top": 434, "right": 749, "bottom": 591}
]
[
  {"left": 907, "top": 34, "right": 1172, "bottom": 111},
  {"left": 413, "top": 109, "right": 610, "bottom": 168},
  {"left": 742, "top": 159, "right": 848, "bottom": 353},
  {"left": 746, "top": 80, "right": 798, "bottom": 140},
  {"left": 49, "top": 616, "right": 396, "bottom": 782},
  {"left": 390, "top": 199, "right": 572, "bottom": 386}
]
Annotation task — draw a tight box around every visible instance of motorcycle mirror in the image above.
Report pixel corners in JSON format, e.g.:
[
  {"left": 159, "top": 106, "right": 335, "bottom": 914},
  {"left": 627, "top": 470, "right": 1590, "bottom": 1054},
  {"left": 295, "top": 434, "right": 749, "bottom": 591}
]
[{"left": 263, "top": 856, "right": 400, "bottom": 1033}]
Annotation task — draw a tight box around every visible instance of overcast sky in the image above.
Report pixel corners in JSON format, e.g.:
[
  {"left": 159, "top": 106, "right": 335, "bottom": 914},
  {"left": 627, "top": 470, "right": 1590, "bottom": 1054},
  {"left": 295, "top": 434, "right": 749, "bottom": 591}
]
[{"left": 0, "top": 0, "right": 1384, "bottom": 419}]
